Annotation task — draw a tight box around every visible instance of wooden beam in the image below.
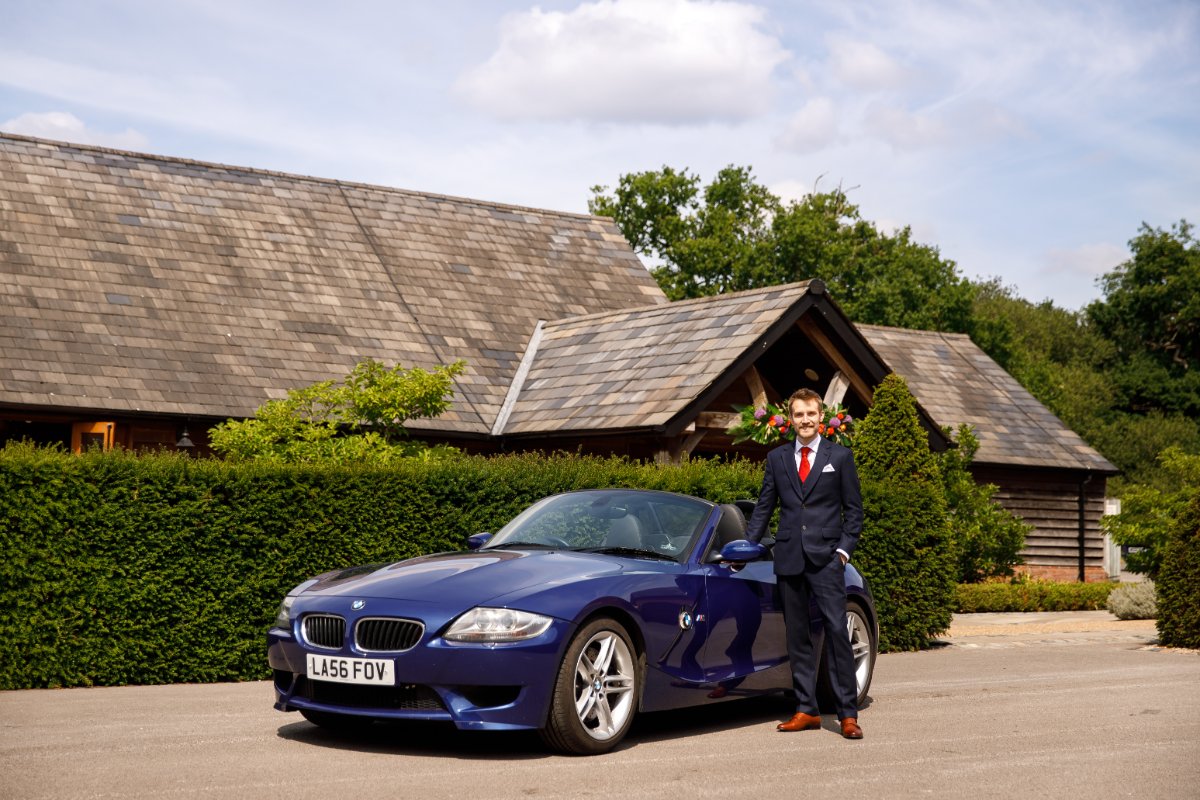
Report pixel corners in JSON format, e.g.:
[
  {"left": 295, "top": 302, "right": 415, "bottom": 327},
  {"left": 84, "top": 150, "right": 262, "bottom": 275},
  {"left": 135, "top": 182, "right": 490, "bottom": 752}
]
[
  {"left": 696, "top": 411, "right": 740, "bottom": 429},
  {"left": 676, "top": 430, "right": 707, "bottom": 460},
  {"left": 654, "top": 430, "right": 709, "bottom": 463},
  {"left": 796, "top": 316, "right": 872, "bottom": 402},
  {"left": 822, "top": 370, "right": 850, "bottom": 406},
  {"left": 744, "top": 366, "right": 768, "bottom": 408}
]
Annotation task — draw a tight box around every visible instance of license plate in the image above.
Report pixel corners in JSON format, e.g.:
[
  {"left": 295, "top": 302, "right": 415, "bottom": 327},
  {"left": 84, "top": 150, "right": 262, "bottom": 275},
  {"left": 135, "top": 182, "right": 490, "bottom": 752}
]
[{"left": 306, "top": 654, "right": 395, "bottom": 686}]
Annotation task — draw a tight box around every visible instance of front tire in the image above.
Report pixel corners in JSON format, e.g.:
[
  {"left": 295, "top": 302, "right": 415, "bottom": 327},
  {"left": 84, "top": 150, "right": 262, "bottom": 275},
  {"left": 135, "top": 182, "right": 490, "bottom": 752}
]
[{"left": 540, "top": 617, "right": 639, "bottom": 755}]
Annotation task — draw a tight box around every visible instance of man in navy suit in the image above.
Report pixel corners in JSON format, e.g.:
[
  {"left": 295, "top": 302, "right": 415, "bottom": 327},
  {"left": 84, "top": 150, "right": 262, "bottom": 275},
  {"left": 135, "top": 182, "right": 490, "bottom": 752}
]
[{"left": 744, "top": 387, "right": 864, "bottom": 739}]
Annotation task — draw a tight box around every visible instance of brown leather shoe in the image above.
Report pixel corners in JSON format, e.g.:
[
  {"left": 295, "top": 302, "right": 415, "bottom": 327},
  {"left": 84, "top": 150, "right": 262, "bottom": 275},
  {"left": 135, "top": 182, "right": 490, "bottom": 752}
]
[
  {"left": 777, "top": 712, "right": 822, "bottom": 732},
  {"left": 840, "top": 718, "right": 863, "bottom": 739}
]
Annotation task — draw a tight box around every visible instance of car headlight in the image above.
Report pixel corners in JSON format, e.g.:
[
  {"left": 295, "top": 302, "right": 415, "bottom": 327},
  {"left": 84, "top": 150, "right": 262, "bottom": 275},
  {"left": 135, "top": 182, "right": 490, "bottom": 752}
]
[
  {"left": 272, "top": 596, "right": 297, "bottom": 631},
  {"left": 443, "top": 607, "right": 553, "bottom": 643},
  {"left": 271, "top": 579, "right": 318, "bottom": 631}
]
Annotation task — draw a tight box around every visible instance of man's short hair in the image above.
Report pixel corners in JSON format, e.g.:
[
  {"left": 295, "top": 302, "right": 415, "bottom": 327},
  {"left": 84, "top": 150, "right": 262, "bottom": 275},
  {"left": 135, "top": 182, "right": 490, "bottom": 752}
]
[{"left": 787, "top": 387, "right": 823, "bottom": 415}]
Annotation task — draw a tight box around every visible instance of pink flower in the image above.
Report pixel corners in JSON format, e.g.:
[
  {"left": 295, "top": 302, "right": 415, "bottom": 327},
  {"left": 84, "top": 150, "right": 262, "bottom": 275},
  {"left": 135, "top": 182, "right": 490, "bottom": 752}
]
[{"left": 754, "top": 408, "right": 767, "bottom": 419}]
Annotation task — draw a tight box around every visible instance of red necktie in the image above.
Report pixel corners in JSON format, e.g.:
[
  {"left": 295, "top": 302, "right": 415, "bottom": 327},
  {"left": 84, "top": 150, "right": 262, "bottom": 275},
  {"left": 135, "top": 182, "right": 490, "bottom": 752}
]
[{"left": 799, "top": 446, "right": 811, "bottom": 482}]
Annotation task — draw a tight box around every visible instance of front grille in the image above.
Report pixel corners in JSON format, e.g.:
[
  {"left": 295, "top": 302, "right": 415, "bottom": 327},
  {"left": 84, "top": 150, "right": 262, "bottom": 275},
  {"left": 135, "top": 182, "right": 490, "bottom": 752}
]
[
  {"left": 296, "top": 677, "right": 445, "bottom": 711},
  {"left": 302, "top": 614, "right": 345, "bottom": 649},
  {"left": 355, "top": 617, "right": 424, "bottom": 652}
]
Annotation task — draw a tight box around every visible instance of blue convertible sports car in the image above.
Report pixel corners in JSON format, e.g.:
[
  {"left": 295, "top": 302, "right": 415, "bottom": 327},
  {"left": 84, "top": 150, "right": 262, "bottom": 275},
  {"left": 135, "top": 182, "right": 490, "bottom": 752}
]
[{"left": 268, "top": 489, "right": 878, "bottom": 754}]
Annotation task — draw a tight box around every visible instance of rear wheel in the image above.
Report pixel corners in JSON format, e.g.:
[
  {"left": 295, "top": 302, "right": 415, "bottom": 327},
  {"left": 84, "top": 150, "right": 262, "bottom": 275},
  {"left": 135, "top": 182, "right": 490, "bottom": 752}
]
[
  {"left": 816, "top": 599, "right": 877, "bottom": 711},
  {"left": 540, "top": 617, "right": 639, "bottom": 755}
]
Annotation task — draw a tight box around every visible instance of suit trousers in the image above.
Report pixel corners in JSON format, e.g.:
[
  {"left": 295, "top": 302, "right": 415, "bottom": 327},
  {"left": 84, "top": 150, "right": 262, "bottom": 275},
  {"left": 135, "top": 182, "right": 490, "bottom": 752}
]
[{"left": 778, "top": 558, "right": 859, "bottom": 719}]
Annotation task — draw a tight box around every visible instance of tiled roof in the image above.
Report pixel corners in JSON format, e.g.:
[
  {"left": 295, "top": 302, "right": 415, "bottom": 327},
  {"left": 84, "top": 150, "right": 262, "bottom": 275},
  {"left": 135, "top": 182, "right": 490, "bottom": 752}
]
[
  {"left": 858, "top": 325, "right": 1117, "bottom": 473},
  {"left": 0, "top": 134, "right": 665, "bottom": 432},
  {"left": 501, "top": 283, "right": 815, "bottom": 434},
  {"left": 0, "top": 134, "right": 1114, "bottom": 475}
]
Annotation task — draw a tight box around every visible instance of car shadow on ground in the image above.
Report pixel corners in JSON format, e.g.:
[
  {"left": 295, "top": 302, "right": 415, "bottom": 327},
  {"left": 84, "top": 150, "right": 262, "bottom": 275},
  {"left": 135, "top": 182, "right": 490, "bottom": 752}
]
[{"left": 276, "top": 692, "right": 873, "bottom": 758}]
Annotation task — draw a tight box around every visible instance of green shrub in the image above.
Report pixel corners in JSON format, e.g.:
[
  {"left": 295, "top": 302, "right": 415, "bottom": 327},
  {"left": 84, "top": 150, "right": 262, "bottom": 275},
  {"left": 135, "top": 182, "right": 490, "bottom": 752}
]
[
  {"left": 1104, "top": 447, "right": 1200, "bottom": 579},
  {"left": 853, "top": 374, "right": 956, "bottom": 651},
  {"left": 955, "top": 579, "right": 1116, "bottom": 613},
  {"left": 1157, "top": 489, "right": 1200, "bottom": 648},
  {"left": 1106, "top": 581, "right": 1157, "bottom": 620},
  {"left": 939, "top": 425, "right": 1030, "bottom": 582}
]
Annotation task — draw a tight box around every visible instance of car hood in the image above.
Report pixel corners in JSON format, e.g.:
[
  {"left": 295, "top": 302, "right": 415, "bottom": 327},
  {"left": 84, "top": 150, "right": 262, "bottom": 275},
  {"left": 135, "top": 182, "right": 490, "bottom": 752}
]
[{"left": 300, "top": 549, "right": 628, "bottom": 606}]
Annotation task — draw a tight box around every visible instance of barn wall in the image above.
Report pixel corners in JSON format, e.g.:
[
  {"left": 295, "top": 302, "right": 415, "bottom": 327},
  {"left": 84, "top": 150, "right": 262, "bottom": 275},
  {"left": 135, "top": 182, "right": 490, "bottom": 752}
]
[{"left": 971, "top": 466, "right": 1110, "bottom": 582}]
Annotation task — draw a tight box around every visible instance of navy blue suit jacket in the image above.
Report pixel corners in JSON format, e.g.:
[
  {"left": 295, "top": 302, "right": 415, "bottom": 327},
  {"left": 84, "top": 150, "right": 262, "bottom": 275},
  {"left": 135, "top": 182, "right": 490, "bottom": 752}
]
[{"left": 745, "top": 439, "right": 863, "bottom": 575}]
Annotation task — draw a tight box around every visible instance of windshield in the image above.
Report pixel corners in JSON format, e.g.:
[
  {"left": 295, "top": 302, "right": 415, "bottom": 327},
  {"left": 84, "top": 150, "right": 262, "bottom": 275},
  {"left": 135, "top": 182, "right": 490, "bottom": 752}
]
[{"left": 484, "top": 490, "right": 714, "bottom": 561}]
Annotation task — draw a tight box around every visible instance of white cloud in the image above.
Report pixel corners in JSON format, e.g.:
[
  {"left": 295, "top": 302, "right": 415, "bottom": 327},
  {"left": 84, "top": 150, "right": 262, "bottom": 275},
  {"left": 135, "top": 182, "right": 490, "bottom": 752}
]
[
  {"left": 861, "top": 103, "right": 947, "bottom": 150},
  {"left": 826, "top": 35, "right": 908, "bottom": 91},
  {"left": 775, "top": 96, "right": 838, "bottom": 153},
  {"left": 455, "top": 0, "right": 790, "bottom": 123},
  {"left": 1045, "top": 242, "right": 1129, "bottom": 280},
  {"left": 769, "top": 178, "right": 811, "bottom": 204},
  {"left": 0, "top": 111, "right": 147, "bottom": 149}
]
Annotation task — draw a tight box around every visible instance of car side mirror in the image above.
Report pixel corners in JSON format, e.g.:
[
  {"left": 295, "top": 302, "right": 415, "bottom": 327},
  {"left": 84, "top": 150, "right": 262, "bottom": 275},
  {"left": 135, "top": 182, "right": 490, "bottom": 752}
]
[
  {"left": 466, "top": 532, "right": 492, "bottom": 550},
  {"left": 718, "top": 539, "right": 768, "bottom": 563}
]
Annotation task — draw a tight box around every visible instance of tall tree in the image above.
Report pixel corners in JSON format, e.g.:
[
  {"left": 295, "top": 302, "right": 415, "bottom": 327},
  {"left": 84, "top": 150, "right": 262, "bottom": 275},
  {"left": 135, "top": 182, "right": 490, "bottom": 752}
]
[
  {"left": 590, "top": 166, "right": 975, "bottom": 332},
  {"left": 1087, "top": 221, "right": 1200, "bottom": 416}
]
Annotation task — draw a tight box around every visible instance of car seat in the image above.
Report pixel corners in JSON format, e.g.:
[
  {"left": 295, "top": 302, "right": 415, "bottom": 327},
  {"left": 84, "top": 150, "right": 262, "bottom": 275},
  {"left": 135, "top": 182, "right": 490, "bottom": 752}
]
[
  {"left": 606, "top": 514, "right": 643, "bottom": 549},
  {"left": 715, "top": 504, "right": 748, "bottom": 548}
]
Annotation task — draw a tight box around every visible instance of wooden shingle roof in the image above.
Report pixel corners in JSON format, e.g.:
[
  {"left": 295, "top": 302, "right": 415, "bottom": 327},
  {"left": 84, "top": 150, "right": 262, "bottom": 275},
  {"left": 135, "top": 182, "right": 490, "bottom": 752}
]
[
  {"left": 0, "top": 134, "right": 1115, "bottom": 476},
  {"left": 0, "top": 134, "right": 665, "bottom": 433},
  {"left": 858, "top": 325, "right": 1117, "bottom": 473},
  {"left": 500, "top": 283, "right": 817, "bottom": 434}
]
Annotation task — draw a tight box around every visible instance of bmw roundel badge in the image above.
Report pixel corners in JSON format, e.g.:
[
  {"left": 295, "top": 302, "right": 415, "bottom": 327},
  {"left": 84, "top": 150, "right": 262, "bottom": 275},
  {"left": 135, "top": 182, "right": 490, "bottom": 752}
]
[
  {"left": 678, "top": 609, "right": 693, "bottom": 630},
  {"left": 351, "top": 599, "right": 366, "bottom": 611}
]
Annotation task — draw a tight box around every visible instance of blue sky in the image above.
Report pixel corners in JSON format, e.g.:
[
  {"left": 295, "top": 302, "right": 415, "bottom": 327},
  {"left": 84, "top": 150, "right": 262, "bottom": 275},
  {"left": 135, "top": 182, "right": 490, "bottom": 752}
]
[{"left": 3, "top": 0, "right": 1197, "bottom": 310}]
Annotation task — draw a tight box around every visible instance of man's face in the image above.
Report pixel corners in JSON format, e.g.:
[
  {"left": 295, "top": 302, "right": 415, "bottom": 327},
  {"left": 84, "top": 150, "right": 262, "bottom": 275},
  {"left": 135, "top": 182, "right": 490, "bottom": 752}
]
[{"left": 789, "top": 397, "right": 822, "bottom": 443}]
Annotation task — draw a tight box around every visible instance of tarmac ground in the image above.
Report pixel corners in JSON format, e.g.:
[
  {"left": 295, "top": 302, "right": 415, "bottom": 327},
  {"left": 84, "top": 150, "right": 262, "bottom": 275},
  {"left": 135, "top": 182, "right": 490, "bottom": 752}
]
[{"left": 1, "top": 611, "right": 1195, "bottom": 800}]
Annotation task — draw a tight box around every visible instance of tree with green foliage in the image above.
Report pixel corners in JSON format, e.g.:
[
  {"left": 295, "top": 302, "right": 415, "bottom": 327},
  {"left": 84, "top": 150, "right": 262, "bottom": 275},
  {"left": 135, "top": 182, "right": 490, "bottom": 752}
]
[
  {"left": 1104, "top": 447, "right": 1200, "bottom": 579},
  {"left": 209, "top": 359, "right": 466, "bottom": 464},
  {"left": 970, "top": 276, "right": 1200, "bottom": 483},
  {"left": 1088, "top": 221, "right": 1200, "bottom": 418},
  {"left": 589, "top": 165, "right": 779, "bottom": 299},
  {"left": 938, "top": 424, "right": 1031, "bottom": 582},
  {"left": 590, "top": 165, "right": 975, "bottom": 331},
  {"left": 851, "top": 374, "right": 956, "bottom": 650}
]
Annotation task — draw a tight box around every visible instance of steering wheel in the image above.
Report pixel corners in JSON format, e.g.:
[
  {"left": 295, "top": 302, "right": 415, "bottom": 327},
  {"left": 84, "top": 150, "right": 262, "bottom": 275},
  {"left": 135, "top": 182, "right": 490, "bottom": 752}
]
[{"left": 540, "top": 536, "right": 572, "bottom": 549}]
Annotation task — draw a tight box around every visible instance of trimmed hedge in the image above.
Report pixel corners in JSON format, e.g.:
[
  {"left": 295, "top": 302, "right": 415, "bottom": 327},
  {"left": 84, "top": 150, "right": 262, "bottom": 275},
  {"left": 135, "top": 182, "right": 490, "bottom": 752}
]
[
  {"left": 955, "top": 580, "right": 1116, "bottom": 613},
  {"left": 1157, "top": 488, "right": 1200, "bottom": 648},
  {"left": 0, "top": 446, "right": 765, "bottom": 689},
  {"left": 0, "top": 430, "right": 969, "bottom": 688}
]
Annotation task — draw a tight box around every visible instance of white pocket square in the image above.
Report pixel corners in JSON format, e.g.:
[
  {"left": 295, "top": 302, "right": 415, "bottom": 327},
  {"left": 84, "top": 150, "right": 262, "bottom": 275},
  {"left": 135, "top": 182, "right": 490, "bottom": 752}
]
[{"left": 822, "top": 464, "right": 836, "bottom": 473}]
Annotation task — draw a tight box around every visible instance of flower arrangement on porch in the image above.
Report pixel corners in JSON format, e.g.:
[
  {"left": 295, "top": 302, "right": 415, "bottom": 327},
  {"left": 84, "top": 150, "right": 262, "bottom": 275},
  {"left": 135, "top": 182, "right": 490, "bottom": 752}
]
[
  {"left": 727, "top": 402, "right": 793, "bottom": 445},
  {"left": 727, "top": 402, "right": 856, "bottom": 447},
  {"left": 817, "top": 405, "right": 855, "bottom": 447}
]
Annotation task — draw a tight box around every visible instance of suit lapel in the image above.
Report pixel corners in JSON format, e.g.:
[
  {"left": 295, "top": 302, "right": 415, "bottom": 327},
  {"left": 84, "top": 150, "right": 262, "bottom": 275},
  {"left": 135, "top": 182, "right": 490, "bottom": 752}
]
[{"left": 781, "top": 445, "right": 803, "bottom": 498}]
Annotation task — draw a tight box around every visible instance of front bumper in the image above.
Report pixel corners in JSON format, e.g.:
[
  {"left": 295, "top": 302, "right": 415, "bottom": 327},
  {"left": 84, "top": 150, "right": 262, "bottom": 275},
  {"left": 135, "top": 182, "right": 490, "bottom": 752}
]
[{"left": 268, "top": 617, "right": 572, "bottom": 731}]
